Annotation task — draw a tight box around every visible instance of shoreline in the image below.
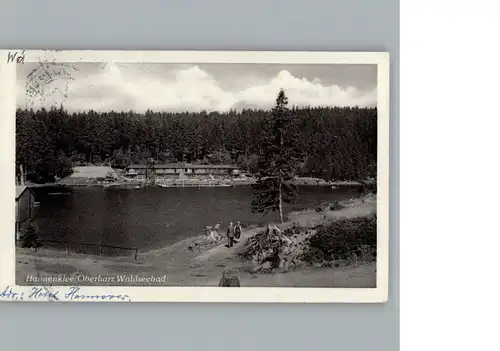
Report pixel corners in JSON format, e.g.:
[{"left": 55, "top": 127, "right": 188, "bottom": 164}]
[
  {"left": 24, "top": 166, "right": 366, "bottom": 188},
  {"left": 16, "top": 193, "right": 377, "bottom": 287},
  {"left": 27, "top": 178, "right": 364, "bottom": 189}
]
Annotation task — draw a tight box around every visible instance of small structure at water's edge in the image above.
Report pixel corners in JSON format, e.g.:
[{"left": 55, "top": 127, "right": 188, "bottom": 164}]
[{"left": 15, "top": 185, "right": 35, "bottom": 241}]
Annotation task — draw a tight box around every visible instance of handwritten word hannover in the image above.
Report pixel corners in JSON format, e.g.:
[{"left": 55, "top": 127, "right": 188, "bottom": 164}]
[
  {"left": 0, "top": 286, "right": 132, "bottom": 302},
  {"left": 6, "top": 50, "right": 25, "bottom": 64}
]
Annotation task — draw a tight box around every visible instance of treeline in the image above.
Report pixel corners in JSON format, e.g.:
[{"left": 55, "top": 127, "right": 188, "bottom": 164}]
[{"left": 16, "top": 106, "right": 377, "bottom": 183}]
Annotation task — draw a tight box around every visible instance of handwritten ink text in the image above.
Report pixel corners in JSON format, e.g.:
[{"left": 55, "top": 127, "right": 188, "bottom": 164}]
[
  {"left": 0, "top": 286, "right": 24, "bottom": 300},
  {"left": 0, "top": 286, "right": 132, "bottom": 302},
  {"left": 29, "top": 287, "right": 60, "bottom": 300},
  {"left": 64, "top": 287, "right": 132, "bottom": 301},
  {"left": 7, "top": 50, "right": 25, "bottom": 64}
]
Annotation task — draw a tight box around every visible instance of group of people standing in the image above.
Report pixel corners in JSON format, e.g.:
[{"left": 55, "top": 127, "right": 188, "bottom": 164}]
[
  {"left": 225, "top": 221, "right": 242, "bottom": 248},
  {"left": 206, "top": 221, "right": 242, "bottom": 247}
]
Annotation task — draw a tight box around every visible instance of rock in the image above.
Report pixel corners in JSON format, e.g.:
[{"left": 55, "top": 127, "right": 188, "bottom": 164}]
[
  {"left": 262, "top": 261, "right": 272, "bottom": 270},
  {"left": 219, "top": 270, "right": 240, "bottom": 287}
]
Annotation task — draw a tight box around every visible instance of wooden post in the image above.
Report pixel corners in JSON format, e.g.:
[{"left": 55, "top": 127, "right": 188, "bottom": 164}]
[
  {"left": 134, "top": 249, "right": 138, "bottom": 261},
  {"left": 65, "top": 243, "right": 69, "bottom": 253},
  {"left": 99, "top": 245, "right": 103, "bottom": 256}
]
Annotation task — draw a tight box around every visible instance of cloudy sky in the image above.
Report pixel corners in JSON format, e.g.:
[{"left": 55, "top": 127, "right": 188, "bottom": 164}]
[{"left": 17, "top": 63, "right": 377, "bottom": 113}]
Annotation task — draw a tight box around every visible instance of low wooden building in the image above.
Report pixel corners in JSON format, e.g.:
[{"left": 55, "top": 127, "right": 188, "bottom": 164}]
[
  {"left": 15, "top": 185, "right": 35, "bottom": 240},
  {"left": 125, "top": 163, "right": 240, "bottom": 179}
]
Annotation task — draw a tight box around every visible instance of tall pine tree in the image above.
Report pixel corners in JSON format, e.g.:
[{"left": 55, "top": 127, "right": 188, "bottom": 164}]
[{"left": 251, "top": 89, "right": 300, "bottom": 224}]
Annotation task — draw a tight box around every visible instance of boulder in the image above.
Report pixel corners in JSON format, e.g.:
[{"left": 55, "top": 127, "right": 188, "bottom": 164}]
[{"left": 219, "top": 269, "right": 240, "bottom": 287}]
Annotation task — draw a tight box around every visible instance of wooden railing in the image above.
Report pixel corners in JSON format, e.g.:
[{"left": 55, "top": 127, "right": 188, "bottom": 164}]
[{"left": 20, "top": 239, "right": 139, "bottom": 260}]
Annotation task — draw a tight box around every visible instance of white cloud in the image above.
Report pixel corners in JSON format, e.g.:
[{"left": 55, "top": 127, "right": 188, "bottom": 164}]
[{"left": 18, "top": 64, "right": 377, "bottom": 112}]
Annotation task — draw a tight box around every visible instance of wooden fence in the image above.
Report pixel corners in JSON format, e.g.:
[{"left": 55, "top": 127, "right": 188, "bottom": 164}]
[{"left": 20, "top": 239, "right": 138, "bottom": 260}]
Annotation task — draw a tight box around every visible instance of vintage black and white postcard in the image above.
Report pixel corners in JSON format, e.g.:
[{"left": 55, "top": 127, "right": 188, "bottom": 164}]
[{"left": 0, "top": 50, "right": 389, "bottom": 303}]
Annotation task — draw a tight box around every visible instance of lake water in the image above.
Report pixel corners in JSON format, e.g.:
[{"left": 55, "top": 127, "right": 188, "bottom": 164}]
[{"left": 33, "top": 186, "right": 360, "bottom": 253}]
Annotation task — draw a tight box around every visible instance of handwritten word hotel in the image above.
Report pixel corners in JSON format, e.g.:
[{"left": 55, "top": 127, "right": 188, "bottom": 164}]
[{"left": 25, "top": 274, "right": 167, "bottom": 284}]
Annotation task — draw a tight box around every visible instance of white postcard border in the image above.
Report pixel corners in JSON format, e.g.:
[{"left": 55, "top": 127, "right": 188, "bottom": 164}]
[{"left": 0, "top": 50, "right": 389, "bottom": 303}]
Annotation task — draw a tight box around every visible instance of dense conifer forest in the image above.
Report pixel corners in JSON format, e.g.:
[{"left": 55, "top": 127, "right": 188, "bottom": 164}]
[{"left": 15, "top": 105, "right": 377, "bottom": 184}]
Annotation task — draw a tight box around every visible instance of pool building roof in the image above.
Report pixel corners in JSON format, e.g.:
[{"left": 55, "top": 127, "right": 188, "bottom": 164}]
[{"left": 127, "top": 163, "right": 238, "bottom": 169}]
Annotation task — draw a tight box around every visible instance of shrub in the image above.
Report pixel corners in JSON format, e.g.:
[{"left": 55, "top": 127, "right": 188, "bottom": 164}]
[
  {"left": 19, "top": 221, "right": 41, "bottom": 249},
  {"left": 300, "top": 214, "right": 377, "bottom": 263}
]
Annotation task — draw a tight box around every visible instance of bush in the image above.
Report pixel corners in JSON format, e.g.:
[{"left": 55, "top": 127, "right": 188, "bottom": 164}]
[
  {"left": 19, "top": 221, "right": 41, "bottom": 249},
  {"left": 300, "top": 214, "right": 376, "bottom": 263},
  {"left": 54, "top": 152, "right": 74, "bottom": 179}
]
